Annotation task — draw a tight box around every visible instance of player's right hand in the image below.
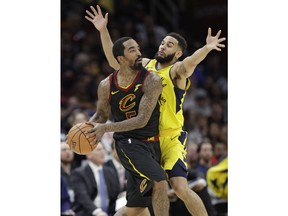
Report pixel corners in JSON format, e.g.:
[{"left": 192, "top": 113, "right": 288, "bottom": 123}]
[{"left": 84, "top": 122, "right": 105, "bottom": 145}]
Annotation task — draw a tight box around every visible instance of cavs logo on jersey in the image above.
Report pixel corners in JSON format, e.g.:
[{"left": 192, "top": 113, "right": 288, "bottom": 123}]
[
  {"left": 119, "top": 94, "right": 136, "bottom": 112},
  {"left": 119, "top": 94, "right": 137, "bottom": 119}
]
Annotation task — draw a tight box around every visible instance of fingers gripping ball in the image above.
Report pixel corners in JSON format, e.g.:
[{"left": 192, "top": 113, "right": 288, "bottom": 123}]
[{"left": 66, "top": 123, "right": 97, "bottom": 155}]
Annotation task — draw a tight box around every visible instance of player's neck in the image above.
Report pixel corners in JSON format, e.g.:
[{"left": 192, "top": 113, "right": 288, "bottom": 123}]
[
  {"left": 117, "top": 68, "right": 139, "bottom": 87},
  {"left": 118, "top": 66, "right": 138, "bottom": 76},
  {"left": 157, "top": 61, "right": 174, "bottom": 70}
]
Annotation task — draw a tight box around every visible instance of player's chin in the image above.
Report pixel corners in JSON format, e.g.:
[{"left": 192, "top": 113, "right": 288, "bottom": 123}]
[
  {"left": 134, "top": 62, "right": 143, "bottom": 70},
  {"left": 155, "top": 53, "right": 165, "bottom": 60}
]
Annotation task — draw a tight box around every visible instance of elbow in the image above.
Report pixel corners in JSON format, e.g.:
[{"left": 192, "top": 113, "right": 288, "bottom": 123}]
[
  {"left": 135, "top": 117, "right": 149, "bottom": 129},
  {"left": 139, "top": 121, "right": 148, "bottom": 128},
  {"left": 135, "top": 121, "right": 147, "bottom": 129}
]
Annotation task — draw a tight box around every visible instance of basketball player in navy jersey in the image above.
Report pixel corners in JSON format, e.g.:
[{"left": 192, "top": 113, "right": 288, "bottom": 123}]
[{"left": 86, "top": 37, "right": 169, "bottom": 216}]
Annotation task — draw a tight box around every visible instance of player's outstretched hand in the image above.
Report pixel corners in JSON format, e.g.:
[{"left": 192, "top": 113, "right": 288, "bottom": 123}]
[
  {"left": 206, "top": 27, "right": 226, "bottom": 51},
  {"left": 85, "top": 5, "right": 108, "bottom": 32}
]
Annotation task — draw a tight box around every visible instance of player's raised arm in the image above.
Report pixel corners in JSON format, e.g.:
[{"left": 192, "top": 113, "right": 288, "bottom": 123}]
[
  {"left": 85, "top": 5, "right": 120, "bottom": 70},
  {"left": 173, "top": 27, "right": 226, "bottom": 79}
]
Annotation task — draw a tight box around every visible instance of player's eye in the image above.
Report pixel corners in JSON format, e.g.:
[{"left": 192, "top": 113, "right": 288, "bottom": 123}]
[{"left": 167, "top": 43, "right": 173, "bottom": 48}]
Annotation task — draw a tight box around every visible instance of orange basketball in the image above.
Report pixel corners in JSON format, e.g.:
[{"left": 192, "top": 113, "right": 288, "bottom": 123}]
[{"left": 66, "top": 123, "right": 97, "bottom": 155}]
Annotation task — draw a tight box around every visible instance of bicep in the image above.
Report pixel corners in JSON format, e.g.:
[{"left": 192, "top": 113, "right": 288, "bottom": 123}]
[
  {"left": 96, "top": 97, "right": 111, "bottom": 121},
  {"left": 171, "top": 60, "right": 196, "bottom": 79},
  {"left": 137, "top": 73, "right": 162, "bottom": 120},
  {"left": 93, "top": 79, "right": 111, "bottom": 123}
]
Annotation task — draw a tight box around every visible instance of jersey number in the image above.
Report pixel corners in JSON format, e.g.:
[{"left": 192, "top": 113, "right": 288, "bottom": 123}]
[{"left": 125, "top": 111, "right": 137, "bottom": 119}]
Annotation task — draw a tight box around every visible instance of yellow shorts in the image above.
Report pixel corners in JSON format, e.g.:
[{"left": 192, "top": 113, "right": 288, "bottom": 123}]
[{"left": 159, "top": 128, "right": 188, "bottom": 171}]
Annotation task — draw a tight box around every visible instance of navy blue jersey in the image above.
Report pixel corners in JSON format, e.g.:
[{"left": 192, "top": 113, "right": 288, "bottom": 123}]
[{"left": 109, "top": 68, "right": 160, "bottom": 139}]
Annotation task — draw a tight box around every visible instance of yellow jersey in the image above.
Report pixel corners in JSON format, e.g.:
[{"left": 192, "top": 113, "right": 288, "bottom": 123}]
[{"left": 145, "top": 59, "right": 190, "bottom": 132}]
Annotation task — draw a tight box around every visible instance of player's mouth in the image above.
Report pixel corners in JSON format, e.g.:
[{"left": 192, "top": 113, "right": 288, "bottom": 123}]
[
  {"left": 136, "top": 58, "right": 142, "bottom": 63},
  {"left": 158, "top": 51, "right": 165, "bottom": 56}
]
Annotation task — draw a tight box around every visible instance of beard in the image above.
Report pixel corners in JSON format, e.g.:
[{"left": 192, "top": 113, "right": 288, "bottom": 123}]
[
  {"left": 155, "top": 52, "right": 175, "bottom": 63},
  {"left": 131, "top": 58, "right": 143, "bottom": 70}
]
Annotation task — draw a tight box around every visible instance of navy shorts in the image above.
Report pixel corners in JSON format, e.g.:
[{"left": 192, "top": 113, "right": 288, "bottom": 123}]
[{"left": 114, "top": 137, "right": 167, "bottom": 207}]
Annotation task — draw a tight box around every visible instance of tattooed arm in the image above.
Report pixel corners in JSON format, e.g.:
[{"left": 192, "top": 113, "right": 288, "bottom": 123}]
[
  {"left": 89, "top": 77, "right": 111, "bottom": 124},
  {"left": 86, "top": 72, "right": 162, "bottom": 144}
]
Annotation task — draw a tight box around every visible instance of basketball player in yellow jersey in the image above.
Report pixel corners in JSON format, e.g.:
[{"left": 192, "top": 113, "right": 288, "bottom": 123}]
[{"left": 85, "top": 5, "right": 226, "bottom": 216}]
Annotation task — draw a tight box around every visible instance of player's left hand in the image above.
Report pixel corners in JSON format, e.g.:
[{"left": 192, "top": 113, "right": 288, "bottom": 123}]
[{"left": 206, "top": 27, "right": 226, "bottom": 51}]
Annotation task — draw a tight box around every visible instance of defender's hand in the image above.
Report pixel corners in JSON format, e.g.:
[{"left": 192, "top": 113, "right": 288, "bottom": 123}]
[
  {"left": 206, "top": 27, "right": 226, "bottom": 51},
  {"left": 85, "top": 5, "right": 108, "bottom": 31}
]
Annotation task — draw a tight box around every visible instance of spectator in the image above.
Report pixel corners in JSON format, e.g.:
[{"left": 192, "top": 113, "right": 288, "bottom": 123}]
[
  {"left": 136, "top": 15, "right": 167, "bottom": 48},
  {"left": 186, "top": 142, "right": 199, "bottom": 169},
  {"left": 71, "top": 142, "right": 120, "bottom": 216},
  {"left": 219, "top": 125, "right": 228, "bottom": 146},
  {"left": 187, "top": 112, "right": 208, "bottom": 144},
  {"left": 195, "top": 140, "right": 214, "bottom": 179},
  {"left": 61, "top": 142, "right": 75, "bottom": 203},
  {"left": 211, "top": 142, "right": 227, "bottom": 165},
  {"left": 207, "top": 122, "right": 222, "bottom": 146},
  {"left": 61, "top": 176, "right": 76, "bottom": 216},
  {"left": 67, "top": 109, "right": 90, "bottom": 168},
  {"left": 105, "top": 140, "right": 128, "bottom": 211},
  {"left": 169, "top": 141, "right": 216, "bottom": 216},
  {"left": 193, "top": 88, "right": 211, "bottom": 117},
  {"left": 61, "top": 96, "right": 81, "bottom": 133},
  {"left": 208, "top": 102, "right": 225, "bottom": 126},
  {"left": 105, "top": 140, "right": 127, "bottom": 193}
]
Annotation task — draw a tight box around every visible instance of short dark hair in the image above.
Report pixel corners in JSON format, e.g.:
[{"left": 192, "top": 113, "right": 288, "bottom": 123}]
[
  {"left": 167, "top": 32, "right": 187, "bottom": 53},
  {"left": 197, "top": 138, "right": 211, "bottom": 153},
  {"left": 112, "top": 37, "right": 133, "bottom": 61}
]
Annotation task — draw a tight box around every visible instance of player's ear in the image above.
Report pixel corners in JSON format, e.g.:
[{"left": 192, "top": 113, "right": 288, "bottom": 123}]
[
  {"left": 175, "top": 50, "right": 183, "bottom": 60},
  {"left": 117, "top": 56, "right": 125, "bottom": 63}
]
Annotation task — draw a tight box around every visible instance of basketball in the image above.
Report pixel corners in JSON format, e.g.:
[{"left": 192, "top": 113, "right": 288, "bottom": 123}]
[{"left": 66, "top": 123, "right": 97, "bottom": 155}]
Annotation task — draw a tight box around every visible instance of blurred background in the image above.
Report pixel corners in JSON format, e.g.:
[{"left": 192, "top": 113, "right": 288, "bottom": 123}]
[{"left": 61, "top": 0, "right": 228, "bottom": 215}]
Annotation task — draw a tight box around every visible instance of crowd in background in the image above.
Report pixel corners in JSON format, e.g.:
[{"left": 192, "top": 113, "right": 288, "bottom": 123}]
[{"left": 61, "top": 0, "right": 227, "bottom": 215}]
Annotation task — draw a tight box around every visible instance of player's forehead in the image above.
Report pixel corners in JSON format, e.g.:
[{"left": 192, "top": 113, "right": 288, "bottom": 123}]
[
  {"left": 123, "top": 39, "right": 140, "bottom": 50},
  {"left": 162, "top": 36, "right": 179, "bottom": 46}
]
